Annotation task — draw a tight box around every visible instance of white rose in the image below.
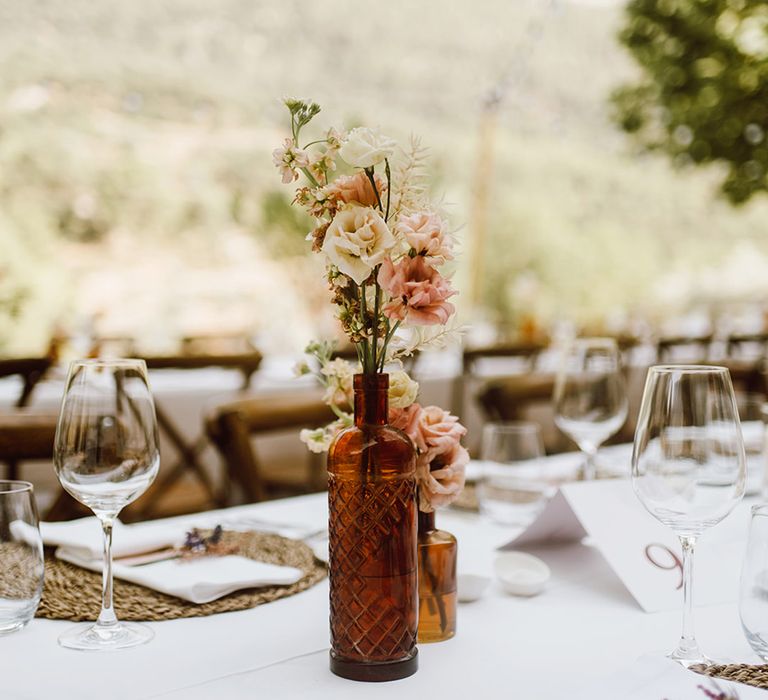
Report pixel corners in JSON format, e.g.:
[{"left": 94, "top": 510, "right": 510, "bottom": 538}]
[
  {"left": 321, "top": 204, "right": 395, "bottom": 285},
  {"left": 388, "top": 370, "right": 419, "bottom": 409},
  {"left": 339, "top": 127, "right": 396, "bottom": 168}
]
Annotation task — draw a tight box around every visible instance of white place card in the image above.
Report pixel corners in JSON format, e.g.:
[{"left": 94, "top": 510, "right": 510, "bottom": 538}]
[{"left": 502, "top": 479, "right": 751, "bottom": 613}]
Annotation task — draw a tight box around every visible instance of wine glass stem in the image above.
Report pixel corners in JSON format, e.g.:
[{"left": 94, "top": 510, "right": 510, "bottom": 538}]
[
  {"left": 97, "top": 516, "right": 118, "bottom": 628},
  {"left": 582, "top": 447, "right": 597, "bottom": 480},
  {"left": 678, "top": 534, "right": 699, "bottom": 656}
]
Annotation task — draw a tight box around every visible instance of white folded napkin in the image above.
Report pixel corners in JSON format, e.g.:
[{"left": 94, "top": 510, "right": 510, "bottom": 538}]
[
  {"left": 56, "top": 548, "right": 303, "bottom": 604},
  {"left": 41, "top": 517, "right": 304, "bottom": 604},
  {"left": 41, "top": 517, "right": 186, "bottom": 560}
]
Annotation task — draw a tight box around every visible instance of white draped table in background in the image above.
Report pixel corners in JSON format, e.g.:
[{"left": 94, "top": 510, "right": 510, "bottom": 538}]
[{"left": 2, "top": 485, "right": 760, "bottom": 700}]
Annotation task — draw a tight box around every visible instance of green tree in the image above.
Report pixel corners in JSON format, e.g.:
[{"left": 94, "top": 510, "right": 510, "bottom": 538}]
[{"left": 613, "top": 0, "right": 768, "bottom": 204}]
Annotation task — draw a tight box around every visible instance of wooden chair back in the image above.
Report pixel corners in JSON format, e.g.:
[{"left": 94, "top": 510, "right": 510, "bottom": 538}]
[
  {"left": 726, "top": 333, "right": 768, "bottom": 361},
  {"left": 142, "top": 350, "right": 263, "bottom": 390},
  {"left": 656, "top": 335, "right": 713, "bottom": 363},
  {"left": 0, "top": 412, "right": 87, "bottom": 521},
  {"left": 0, "top": 357, "right": 52, "bottom": 408},
  {"left": 451, "top": 341, "right": 547, "bottom": 418},
  {"left": 206, "top": 392, "right": 335, "bottom": 503},
  {"left": 476, "top": 374, "right": 557, "bottom": 423}
]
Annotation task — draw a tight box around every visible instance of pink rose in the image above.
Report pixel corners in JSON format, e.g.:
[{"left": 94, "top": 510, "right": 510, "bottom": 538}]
[
  {"left": 378, "top": 256, "right": 456, "bottom": 326},
  {"left": 414, "top": 405, "right": 467, "bottom": 459},
  {"left": 418, "top": 443, "right": 469, "bottom": 512},
  {"left": 389, "top": 403, "right": 422, "bottom": 444},
  {"left": 398, "top": 212, "right": 453, "bottom": 262},
  {"left": 325, "top": 172, "right": 386, "bottom": 208}
]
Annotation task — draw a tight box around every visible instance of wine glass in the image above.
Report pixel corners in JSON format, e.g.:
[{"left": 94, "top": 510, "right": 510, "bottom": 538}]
[
  {"left": 632, "top": 365, "right": 746, "bottom": 666},
  {"left": 477, "top": 422, "right": 551, "bottom": 526},
  {"left": 54, "top": 359, "right": 160, "bottom": 651},
  {"left": 553, "top": 338, "right": 628, "bottom": 479}
]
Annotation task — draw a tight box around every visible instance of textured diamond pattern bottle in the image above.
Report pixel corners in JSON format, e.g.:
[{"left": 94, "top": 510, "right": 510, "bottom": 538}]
[{"left": 327, "top": 373, "right": 418, "bottom": 682}]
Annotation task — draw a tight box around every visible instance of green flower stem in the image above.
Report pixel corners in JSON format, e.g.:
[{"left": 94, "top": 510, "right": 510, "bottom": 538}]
[
  {"left": 302, "top": 138, "right": 329, "bottom": 149},
  {"left": 379, "top": 320, "right": 401, "bottom": 372},
  {"left": 371, "top": 280, "right": 380, "bottom": 371},
  {"left": 364, "top": 167, "right": 384, "bottom": 214},
  {"left": 300, "top": 166, "right": 320, "bottom": 188},
  {"left": 384, "top": 158, "right": 391, "bottom": 222},
  {"left": 359, "top": 282, "right": 372, "bottom": 374}
]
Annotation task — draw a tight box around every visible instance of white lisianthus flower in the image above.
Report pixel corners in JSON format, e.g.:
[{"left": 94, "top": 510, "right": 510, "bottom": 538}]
[
  {"left": 299, "top": 417, "right": 351, "bottom": 454},
  {"left": 321, "top": 358, "right": 355, "bottom": 406},
  {"left": 321, "top": 204, "right": 395, "bottom": 284},
  {"left": 388, "top": 370, "right": 419, "bottom": 409},
  {"left": 300, "top": 427, "right": 333, "bottom": 454},
  {"left": 339, "top": 127, "right": 396, "bottom": 168}
]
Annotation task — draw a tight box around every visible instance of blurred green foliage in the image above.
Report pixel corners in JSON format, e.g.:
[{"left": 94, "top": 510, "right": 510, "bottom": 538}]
[
  {"left": 2, "top": 0, "right": 768, "bottom": 352},
  {"left": 614, "top": 0, "right": 768, "bottom": 204}
]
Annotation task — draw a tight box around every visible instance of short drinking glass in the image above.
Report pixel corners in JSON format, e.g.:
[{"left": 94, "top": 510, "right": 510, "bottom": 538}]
[
  {"left": 0, "top": 481, "right": 44, "bottom": 633},
  {"left": 554, "top": 338, "right": 628, "bottom": 480},
  {"left": 54, "top": 359, "right": 160, "bottom": 651},
  {"left": 740, "top": 504, "right": 768, "bottom": 661},
  {"left": 632, "top": 365, "right": 746, "bottom": 666},
  {"left": 477, "top": 422, "right": 551, "bottom": 526}
]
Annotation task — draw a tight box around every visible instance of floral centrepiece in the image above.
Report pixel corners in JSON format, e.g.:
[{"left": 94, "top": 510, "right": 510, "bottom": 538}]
[
  {"left": 274, "top": 98, "right": 467, "bottom": 513},
  {"left": 275, "top": 99, "right": 467, "bottom": 679}
]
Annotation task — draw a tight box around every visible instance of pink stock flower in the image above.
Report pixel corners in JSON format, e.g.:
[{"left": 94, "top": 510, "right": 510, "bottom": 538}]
[
  {"left": 325, "top": 172, "right": 386, "bottom": 208},
  {"left": 378, "top": 256, "right": 456, "bottom": 326},
  {"left": 397, "top": 212, "right": 453, "bottom": 263},
  {"left": 418, "top": 442, "right": 469, "bottom": 512},
  {"left": 272, "top": 138, "right": 310, "bottom": 184}
]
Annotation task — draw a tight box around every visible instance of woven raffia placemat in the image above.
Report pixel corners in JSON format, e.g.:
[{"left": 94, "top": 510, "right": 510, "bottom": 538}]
[
  {"left": 36, "top": 530, "right": 326, "bottom": 622},
  {"left": 693, "top": 663, "right": 768, "bottom": 691}
]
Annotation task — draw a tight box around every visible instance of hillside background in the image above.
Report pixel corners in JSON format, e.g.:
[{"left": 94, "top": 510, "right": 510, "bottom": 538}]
[{"left": 2, "top": 0, "right": 767, "bottom": 354}]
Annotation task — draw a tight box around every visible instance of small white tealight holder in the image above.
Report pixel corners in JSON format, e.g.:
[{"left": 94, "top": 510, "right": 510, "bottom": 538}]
[{"left": 494, "top": 551, "right": 550, "bottom": 597}]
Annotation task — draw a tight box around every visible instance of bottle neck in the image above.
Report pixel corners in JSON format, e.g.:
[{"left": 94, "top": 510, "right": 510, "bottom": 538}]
[
  {"left": 418, "top": 509, "right": 435, "bottom": 533},
  {"left": 353, "top": 373, "right": 389, "bottom": 427}
]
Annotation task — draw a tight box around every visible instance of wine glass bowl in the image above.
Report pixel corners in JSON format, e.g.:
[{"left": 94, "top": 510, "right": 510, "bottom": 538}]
[
  {"left": 554, "top": 338, "right": 628, "bottom": 479},
  {"left": 632, "top": 364, "right": 746, "bottom": 666},
  {"left": 54, "top": 359, "right": 160, "bottom": 651}
]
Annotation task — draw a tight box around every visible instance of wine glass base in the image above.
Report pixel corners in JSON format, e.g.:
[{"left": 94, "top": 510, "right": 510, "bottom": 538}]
[
  {"left": 58, "top": 621, "right": 154, "bottom": 651},
  {"left": 667, "top": 645, "right": 712, "bottom": 668}
]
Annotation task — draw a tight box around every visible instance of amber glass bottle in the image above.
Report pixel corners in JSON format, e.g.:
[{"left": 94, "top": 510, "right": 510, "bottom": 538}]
[
  {"left": 417, "top": 509, "right": 457, "bottom": 643},
  {"left": 327, "top": 373, "right": 419, "bottom": 682}
]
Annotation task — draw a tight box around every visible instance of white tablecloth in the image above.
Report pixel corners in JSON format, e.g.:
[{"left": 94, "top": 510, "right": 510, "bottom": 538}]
[{"left": 1, "top": 490, "right": 759, "bottom": 700}]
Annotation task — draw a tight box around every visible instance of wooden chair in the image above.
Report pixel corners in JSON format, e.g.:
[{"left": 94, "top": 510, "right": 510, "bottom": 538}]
[
  {"left": 721, "top": 360, "right": 767, "bottom": 397},
  {"left": 0, "top": 412, "right": 87, "bottom": 521},
  {"left": 476, "top": 373, "right": 635, "bottom": 453},
  {"left": 656, "top": 335, "right": 713, "bottom": 363},
  {"left": 143, "top": 350, "right": 263, "bottom": 391},
  {"left": 726, "top": 333, "right": 768, "bottom": 361},
  {"left": 452, "top": 341, "right": 547, "bottom": 417},
  {"left": 206, "top": 392, "right": 335, "bottom": 504},
  {"left": 181, "top": 334, "right": 258, "bottom": 357},
  {"left": 0, "top": 357, "right": 53, "bottom": 480},
  {"left": 0, "top": 357, "right": 52, "bottom": 409},
  {"left": 130, "top": 350, "right": 264, "bottom": 518},
  {"left": 476, "top": 374, "right": 557, "bottom": 422}
]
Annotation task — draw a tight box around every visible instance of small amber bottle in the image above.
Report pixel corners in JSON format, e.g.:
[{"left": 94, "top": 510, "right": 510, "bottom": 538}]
[{"left": 417, "top": 509, "right": 457, "bottom": 643}]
